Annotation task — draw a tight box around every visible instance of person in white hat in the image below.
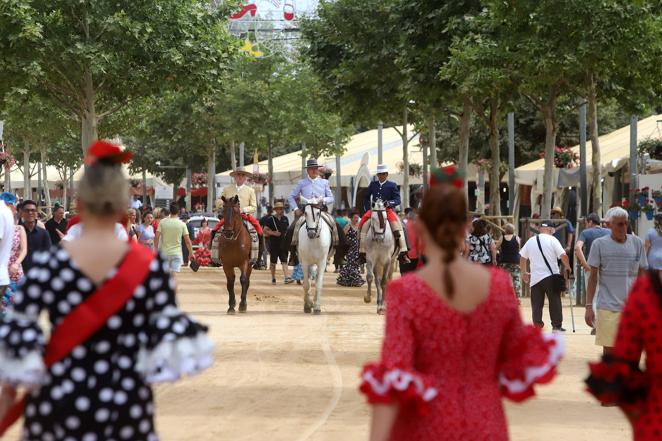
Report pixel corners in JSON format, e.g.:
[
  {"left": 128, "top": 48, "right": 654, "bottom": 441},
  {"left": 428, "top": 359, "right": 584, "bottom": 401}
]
[
  {"left": 287, "top": 159, "right": 338, "bottom": 254},
  {"left": 358, "top": 164, "right": 408, "bottom": 263},
  {"left": 213, "top": 166, "right": 263, "bottom": 238}
]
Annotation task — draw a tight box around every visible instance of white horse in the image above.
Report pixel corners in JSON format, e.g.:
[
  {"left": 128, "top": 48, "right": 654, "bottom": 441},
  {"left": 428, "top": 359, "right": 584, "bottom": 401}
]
[
  {"left": 297, "top": 196, "right": 332, "bottom": 314},
  {"left": 364, "top": 199, "right": 396, "bottom": 314}
]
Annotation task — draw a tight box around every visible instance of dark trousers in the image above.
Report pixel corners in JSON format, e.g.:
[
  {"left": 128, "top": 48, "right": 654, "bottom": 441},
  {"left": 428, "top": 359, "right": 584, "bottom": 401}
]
[{"left": 530, "top": 276, "right": 563, "bottom": 329}]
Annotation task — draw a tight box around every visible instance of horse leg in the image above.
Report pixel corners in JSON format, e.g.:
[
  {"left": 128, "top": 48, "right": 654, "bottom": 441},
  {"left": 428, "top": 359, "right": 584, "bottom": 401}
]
[
  {"left": 224, "top": 266, "right": 236, "bottom": 314},
  {"left": 377, "top": 261, "right": 388, "bottom": 315},
  {"left": 313, "top": 259, "right": 326, "bottom": 315},
  {"left": 364, "top": 260, "right": 373, "bottom": 304},
  {"left": 239, "top": 264, "right": 249, "bottom": 313},
  {"left": 302, "top": 263, "right": 312, "bottom": 313}
]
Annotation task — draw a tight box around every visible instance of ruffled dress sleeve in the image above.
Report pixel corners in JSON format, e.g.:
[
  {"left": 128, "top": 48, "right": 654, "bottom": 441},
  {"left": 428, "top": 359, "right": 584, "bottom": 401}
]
[
  {"left": 585, "top": 276, "right": 649, "bottom": 410},
  {"left": 359, "top": 278, "right": 438, "bottom": 415},
  {"left": 135, "top": 255, "right": 214, "bottom": 383},
  {"left": 497, "top": 273, "right": 564, "bottom": 402},
  {"left": 0, "top": 251, "right": 50, "bottom": 388}
]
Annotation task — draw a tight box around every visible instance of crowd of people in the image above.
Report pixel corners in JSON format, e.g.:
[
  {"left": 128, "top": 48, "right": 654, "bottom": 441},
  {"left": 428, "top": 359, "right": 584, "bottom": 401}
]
[{"left": 0, "top": 139, "right": 661, "bottom": 440}]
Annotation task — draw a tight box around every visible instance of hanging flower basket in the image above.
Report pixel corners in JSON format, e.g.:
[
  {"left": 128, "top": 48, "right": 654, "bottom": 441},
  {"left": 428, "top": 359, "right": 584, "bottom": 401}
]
[
  {"left": 192, "top": 172, "right": 208, "bottom": 188},
  {"left": 252, "top": 172, "right": 269, "bottom": 186},
  {"left": 641, "top": 199, "right": 656, "bottom": 220},
  {"left": 622, "top": 199, "right": 641, "bottom": 220},
  {"left": 396, "top": 161, "right": 423, "bottom": 177},
  {"left": 0, "top": 151, "right": 16, "bottom": 169},
  {"left": 638, "top": 138, "right": 662, "bottom": 160},
  {"left": 319, "top": 166, "right": 334, "bottom": 180},
  {"left": 652, "top": 189, "right": 662, "bottom": 204},
  {"left": 538, "top": 146, "right": 579, "bottom": 169}
]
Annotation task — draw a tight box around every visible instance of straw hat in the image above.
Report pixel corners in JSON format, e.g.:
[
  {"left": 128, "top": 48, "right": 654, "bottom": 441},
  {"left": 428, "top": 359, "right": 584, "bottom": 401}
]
[
  {"left": 273, "top": 201, "right": 285, "bottom": 209},
  {"left": 230, "top": 167, "right": 253, "bottom": 178},
  {"left": 551, "top": 206, "right": 564, "bottom": 216}
]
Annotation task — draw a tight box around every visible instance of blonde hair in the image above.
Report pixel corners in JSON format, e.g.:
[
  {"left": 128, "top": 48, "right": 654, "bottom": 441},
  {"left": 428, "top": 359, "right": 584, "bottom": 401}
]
[
  {"left": 77, "top": 163, "right": 129, "bottom": 216},
  {"left": 504, "top": 223, "right": 515, "bottom": 235}
]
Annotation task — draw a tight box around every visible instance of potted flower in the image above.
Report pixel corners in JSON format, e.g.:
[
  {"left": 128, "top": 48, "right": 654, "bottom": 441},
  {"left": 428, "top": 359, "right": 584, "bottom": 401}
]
[
  {"left": 319, "top": 166, "right": 334, "bottom": 180},
  {"left": 622, "top": 198, "right": 641, "bottom": 220},
  {"left": 653, "top": 188, "right": 662, "bottom": 204},
  {"left": 633, "top": 187, "right": 649, "bottom": 207},
  {"left": 642, "top": 199, "right": 656, "bottom": 221},
  {"left": 539, "top": 146, "right": 579, "bottom": 168},
  {"left": 638, "top": 137, "right": 662, "bottom": 161},
  {"left": 251, "top": 172, "right": 269, "bottom": 186},
  {"left": 0, "top": 151, "right": 16, "bottom": 169}
]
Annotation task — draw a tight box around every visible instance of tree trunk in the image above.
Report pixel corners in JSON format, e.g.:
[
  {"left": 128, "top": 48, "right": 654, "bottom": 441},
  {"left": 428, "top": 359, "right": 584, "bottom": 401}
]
[
  {"left": 4, "top": 164, "right": 10, "bottom": 192},
  {"left": 207, "top": 145, "right": 216, "bottom": 212},
  {"left": 458, "top": 96, "right": 472, "bottom": 200},
  {"left": 68, "top": 168, "right": 74, "bottom": 211},
  {"left": 37, "top": 161, "right": 42, "bottom": 206},
  {"left": 268, "top": 142, "right": 274, "bottom": 205},
  {"left": 541, "top": 101, "right": 558, "bottom": 219},
  {"left": 587, "top": 75, "right": 602, "bottom": 216},
  {"left": 41, "top": 149, "right": 52, "bottom": 216},
  {"left": 142, "top": 169, "right": 148, "bottom": 207},
  {"left": 62, "top": 167, "right": 68, "bottom": 212},
  {"left": 81, "top": 71, "right": 98, "bottom": 154},
  {"left": 488, "top": 99, "right": 502, "bottom": 216},
  {"left": 401, "top": 107, "right": 410, "bottom": 210},
  {"left": 230, "top": 141, "right": 237, "bottom": 171},
  {"left": 23, "top": 147, "right": 30, "bottom": 200},
  {"left": 185, "top": 168, "right": 192, "bottom": 212},
  {"left": 429, "top": 113, "right": 437, "bottom": 169}
]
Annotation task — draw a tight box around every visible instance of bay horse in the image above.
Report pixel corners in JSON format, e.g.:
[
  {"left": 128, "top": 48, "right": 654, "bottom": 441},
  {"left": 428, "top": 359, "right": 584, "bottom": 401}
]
[
  {"left": 297, "top": 196, "right": 332, "bottom": 314},
  {"left": 218, "top": 195, "right": 253, "bottom": 314},
  {"left": 364, "top": 199, "right": 396, "bottom": 314}
]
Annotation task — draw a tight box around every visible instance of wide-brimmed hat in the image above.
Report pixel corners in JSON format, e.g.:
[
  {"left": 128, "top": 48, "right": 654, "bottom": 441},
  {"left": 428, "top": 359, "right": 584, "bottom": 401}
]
[
  {"left": 551, "top": 206, "right": 564, "bottom": 216},
  {"left": 230, "top": 167, "right": 253, "bottom": 178},
  {"left": 375, "top": 164, "right": 389, "bottom": 174},
  {"left": 273, "top": 201, "right": 285, "bottom": 209},
  {"left": 306, "top": 159, "right": 320, "bottom": 168}
]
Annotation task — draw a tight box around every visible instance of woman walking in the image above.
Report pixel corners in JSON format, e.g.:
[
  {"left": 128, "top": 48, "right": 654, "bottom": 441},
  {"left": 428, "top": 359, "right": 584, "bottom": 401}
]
[
  {"left": 466, "top": 218, "right": 497, "bottom": 266},
  {"left": 136, "top": 211, "right": 156, "bottom": 249},
  {"left": 586, "top": 269, "right": 662, "bottom": 440},
  {"left": 0, "top": 141, "right": 213, "bottom": 440},
  {"left": 0, "top": 193, "right": 25, "bottom": 319},
  {"left": 360, "top": 168, "right": 562, "bottom": 441},
  {"left": 126, "top": 208, "right": 139, "bottom": 242},
  {"left": 193, "top": 218, "right": 212, "bottom": 267},
  {"left": 337, "top": 212, "right": 365, "bottom": 287},
  {"left": 498, "top": 223, "right": 522, "bottom": 298},
  {"left": 645, "top": 214, "right": 662, "bottom": 270}
]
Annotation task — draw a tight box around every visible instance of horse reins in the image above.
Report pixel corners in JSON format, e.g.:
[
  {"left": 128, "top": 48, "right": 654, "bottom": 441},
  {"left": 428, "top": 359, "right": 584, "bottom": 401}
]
[
  {"left": 304, "top": 204, "right": 322, "bottom": 238},
  {"left": 222, "top": 204, "right": 241, "bottom": 240}
]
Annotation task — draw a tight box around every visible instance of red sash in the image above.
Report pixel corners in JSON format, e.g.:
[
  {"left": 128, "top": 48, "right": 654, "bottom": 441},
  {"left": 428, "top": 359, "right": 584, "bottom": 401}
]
[{"left": 0, "top": 242, "right": 154, "bottom": 436}]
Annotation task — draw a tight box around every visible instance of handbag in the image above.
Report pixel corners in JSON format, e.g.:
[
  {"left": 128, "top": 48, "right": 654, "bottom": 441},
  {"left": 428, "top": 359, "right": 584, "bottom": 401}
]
[
  {"left": 0, "top": 242, "right": 155, "bottom": 436},
  {"left": 536, "top": 235, "right": 566, "bottom": 292}
]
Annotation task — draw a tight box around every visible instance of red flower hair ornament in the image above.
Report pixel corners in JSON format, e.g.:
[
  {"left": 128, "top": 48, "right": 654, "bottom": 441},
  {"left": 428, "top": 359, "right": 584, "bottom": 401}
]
[
  {"left": 429, "top": 165, "right": 465, "bottom": 189},
  {"left": 84, "top": 140, "right": 133, "bottom": 166}
]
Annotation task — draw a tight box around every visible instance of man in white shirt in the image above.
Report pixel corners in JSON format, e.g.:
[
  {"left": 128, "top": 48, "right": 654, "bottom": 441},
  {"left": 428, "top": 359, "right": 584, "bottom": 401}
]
[
  {"left": 520, "top": 221, "right": 572, "bottom": 331},
  {"left": 130, "top": 196, "right": 143, "bottom": 211}
]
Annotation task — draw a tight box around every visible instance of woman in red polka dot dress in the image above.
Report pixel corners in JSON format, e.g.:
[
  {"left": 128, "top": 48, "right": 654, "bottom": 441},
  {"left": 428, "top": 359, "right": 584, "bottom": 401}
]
[
  {"left": 360, "top": 168, "right": 564, "bottom": 441},
  {"left": 586, "top": 270, "right": 662, "bottom": 440}
]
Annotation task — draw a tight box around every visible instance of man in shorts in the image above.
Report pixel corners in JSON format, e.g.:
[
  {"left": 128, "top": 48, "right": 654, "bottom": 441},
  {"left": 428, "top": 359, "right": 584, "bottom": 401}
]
[
  {"left": 586, "top": 207, "right": 648, "bottom": 355},
  {"left": 155, "top": 203, "right": 193, "bottom": 275},
  {"left": 263, "top": 201, "right": 292, "bottom": 285}
]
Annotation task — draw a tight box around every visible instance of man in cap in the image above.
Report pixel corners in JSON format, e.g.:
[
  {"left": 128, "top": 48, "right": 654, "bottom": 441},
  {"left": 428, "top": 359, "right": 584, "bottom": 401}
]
[
  {"left": 358, "top": 164, "right": 408, "bottom": 263},
  {"left": 263, "top": 201, "right": 292, "bottom": 284},
  {"left": 287, "top": 159, "right": 338, "bottom": 253},
  {"left": 551, "top": 206, "right": 575, "bottom": 255},
  {"left": 213, "top": 166, "right": 263, "bottom": 238}
]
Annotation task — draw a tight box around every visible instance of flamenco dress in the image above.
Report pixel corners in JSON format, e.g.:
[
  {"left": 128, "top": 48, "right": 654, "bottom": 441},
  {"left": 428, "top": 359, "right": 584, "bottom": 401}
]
[
  {"left": 359, "top": 269, "right": 563, "bottom": 441},
  {"left": 193, "top": 229, "right": 212, "bottom": 267}
]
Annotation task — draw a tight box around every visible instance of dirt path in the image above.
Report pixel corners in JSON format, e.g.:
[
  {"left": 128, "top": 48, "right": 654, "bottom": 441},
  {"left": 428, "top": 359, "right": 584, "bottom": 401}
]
[{"left": 6, "top": 267, "right": 631, "bottom": 440}]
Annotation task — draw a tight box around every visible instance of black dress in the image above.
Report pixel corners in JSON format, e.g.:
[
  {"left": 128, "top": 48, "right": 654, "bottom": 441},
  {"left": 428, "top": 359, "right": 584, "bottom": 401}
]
[
  {"left": 0, "top": 246, "right": 213, "bottom": 441},
  {"left": 337, "top": 227, "right": 365, "bottom": 287}
]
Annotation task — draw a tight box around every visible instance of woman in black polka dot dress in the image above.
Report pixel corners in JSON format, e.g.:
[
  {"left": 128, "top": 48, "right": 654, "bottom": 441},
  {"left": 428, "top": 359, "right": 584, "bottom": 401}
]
[{"left": 0, "top": 142, "right": 214, "bottom": 441}]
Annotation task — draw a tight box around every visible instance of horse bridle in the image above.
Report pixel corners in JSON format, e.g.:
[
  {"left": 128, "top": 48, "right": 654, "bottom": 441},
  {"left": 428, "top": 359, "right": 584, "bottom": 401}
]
[
  {"left": 222, "top": 204, "right": 240, "bottom": 240},
  {"left": 371, "top": 207, "right": 386, "bottom": 241},
  {"left": 304, "top": 203, "right": 322, "bottom": 238}
]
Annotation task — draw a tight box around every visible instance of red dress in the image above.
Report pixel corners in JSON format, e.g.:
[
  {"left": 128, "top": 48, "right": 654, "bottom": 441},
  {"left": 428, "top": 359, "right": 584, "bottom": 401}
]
[
  {"left": 586, "top": 272, "right": 662, "bottom": 441},
  {"left": 360, "top": 269, "right": 563, "bottom": 441},
  {"left": 193, "top": 228, "right": 212, "bottom": 266}
]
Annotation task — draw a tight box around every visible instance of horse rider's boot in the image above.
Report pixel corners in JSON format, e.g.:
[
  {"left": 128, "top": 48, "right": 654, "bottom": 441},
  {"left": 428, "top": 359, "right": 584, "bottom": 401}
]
[
  {"left": 254, "top": 236, "right": 265, "bottom": 269},
  {"left": 391, "top": 225, "right": 411, "bottom": 264}
]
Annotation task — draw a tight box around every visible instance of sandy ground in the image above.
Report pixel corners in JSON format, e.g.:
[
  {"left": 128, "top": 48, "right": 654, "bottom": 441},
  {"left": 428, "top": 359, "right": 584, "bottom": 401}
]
[{"left": 8, "top": 266, "right": 631, "bottom": 440}]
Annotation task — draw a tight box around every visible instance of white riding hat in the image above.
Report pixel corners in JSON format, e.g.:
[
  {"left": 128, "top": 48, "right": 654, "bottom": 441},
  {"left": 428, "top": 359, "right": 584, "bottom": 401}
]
[{"left": 375, "top": 164, "right": 389, "bottom": 174}]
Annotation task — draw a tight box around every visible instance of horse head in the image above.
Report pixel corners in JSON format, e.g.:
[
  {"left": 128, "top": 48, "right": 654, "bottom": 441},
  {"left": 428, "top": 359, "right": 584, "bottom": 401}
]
[
  {"left": 302, "top": 197, "right": 322, "bottom": 239},
  {"left": 370, "top": 199, "right": 387, "bottom": 241},
  {"left": 222, "top": 195, "right": 242, "bottom": 239}
]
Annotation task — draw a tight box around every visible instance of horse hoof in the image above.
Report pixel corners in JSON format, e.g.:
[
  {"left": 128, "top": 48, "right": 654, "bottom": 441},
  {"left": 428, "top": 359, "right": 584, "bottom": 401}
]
[
  {"left": 304, "top": 305, "right": 312, "bottom": 313},
  {"left": 313, "top": 308, "right": 321, "bottom": 315},
  {"left": 238, "top": 303, "right": 247, "bottom": 313},
  {"left": 227, "top": 307, "right": 236, "bottom": 315},
  {"left": 364, "top": 295, "right": 371, "bottom": 304},
  {"left": 377, "top": 307, "right": 385, "bottom": 315}
]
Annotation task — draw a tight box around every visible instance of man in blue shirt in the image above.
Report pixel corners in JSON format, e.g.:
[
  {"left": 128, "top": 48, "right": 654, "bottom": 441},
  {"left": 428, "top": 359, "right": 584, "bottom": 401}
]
[
  {"left": 358, "top": 164, "right": 408, "bottom": 262},
  {"left": 287, "top": 159, "right": 338, "bottom": 252}
]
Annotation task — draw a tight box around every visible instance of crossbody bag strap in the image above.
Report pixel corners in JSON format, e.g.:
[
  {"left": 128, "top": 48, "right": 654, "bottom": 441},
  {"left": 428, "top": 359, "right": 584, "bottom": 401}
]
[
  {"left": 0, "top": 242, "right": 155, "bottom": 436},
  {"left": 536, "top": 235, "right": 555, "bottom": 276}
]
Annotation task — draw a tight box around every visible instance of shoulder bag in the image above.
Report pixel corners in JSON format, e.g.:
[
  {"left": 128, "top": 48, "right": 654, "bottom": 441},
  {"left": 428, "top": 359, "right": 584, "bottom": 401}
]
[{"left": 536, "top": 235, "right": 566, "bottom": 292}]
